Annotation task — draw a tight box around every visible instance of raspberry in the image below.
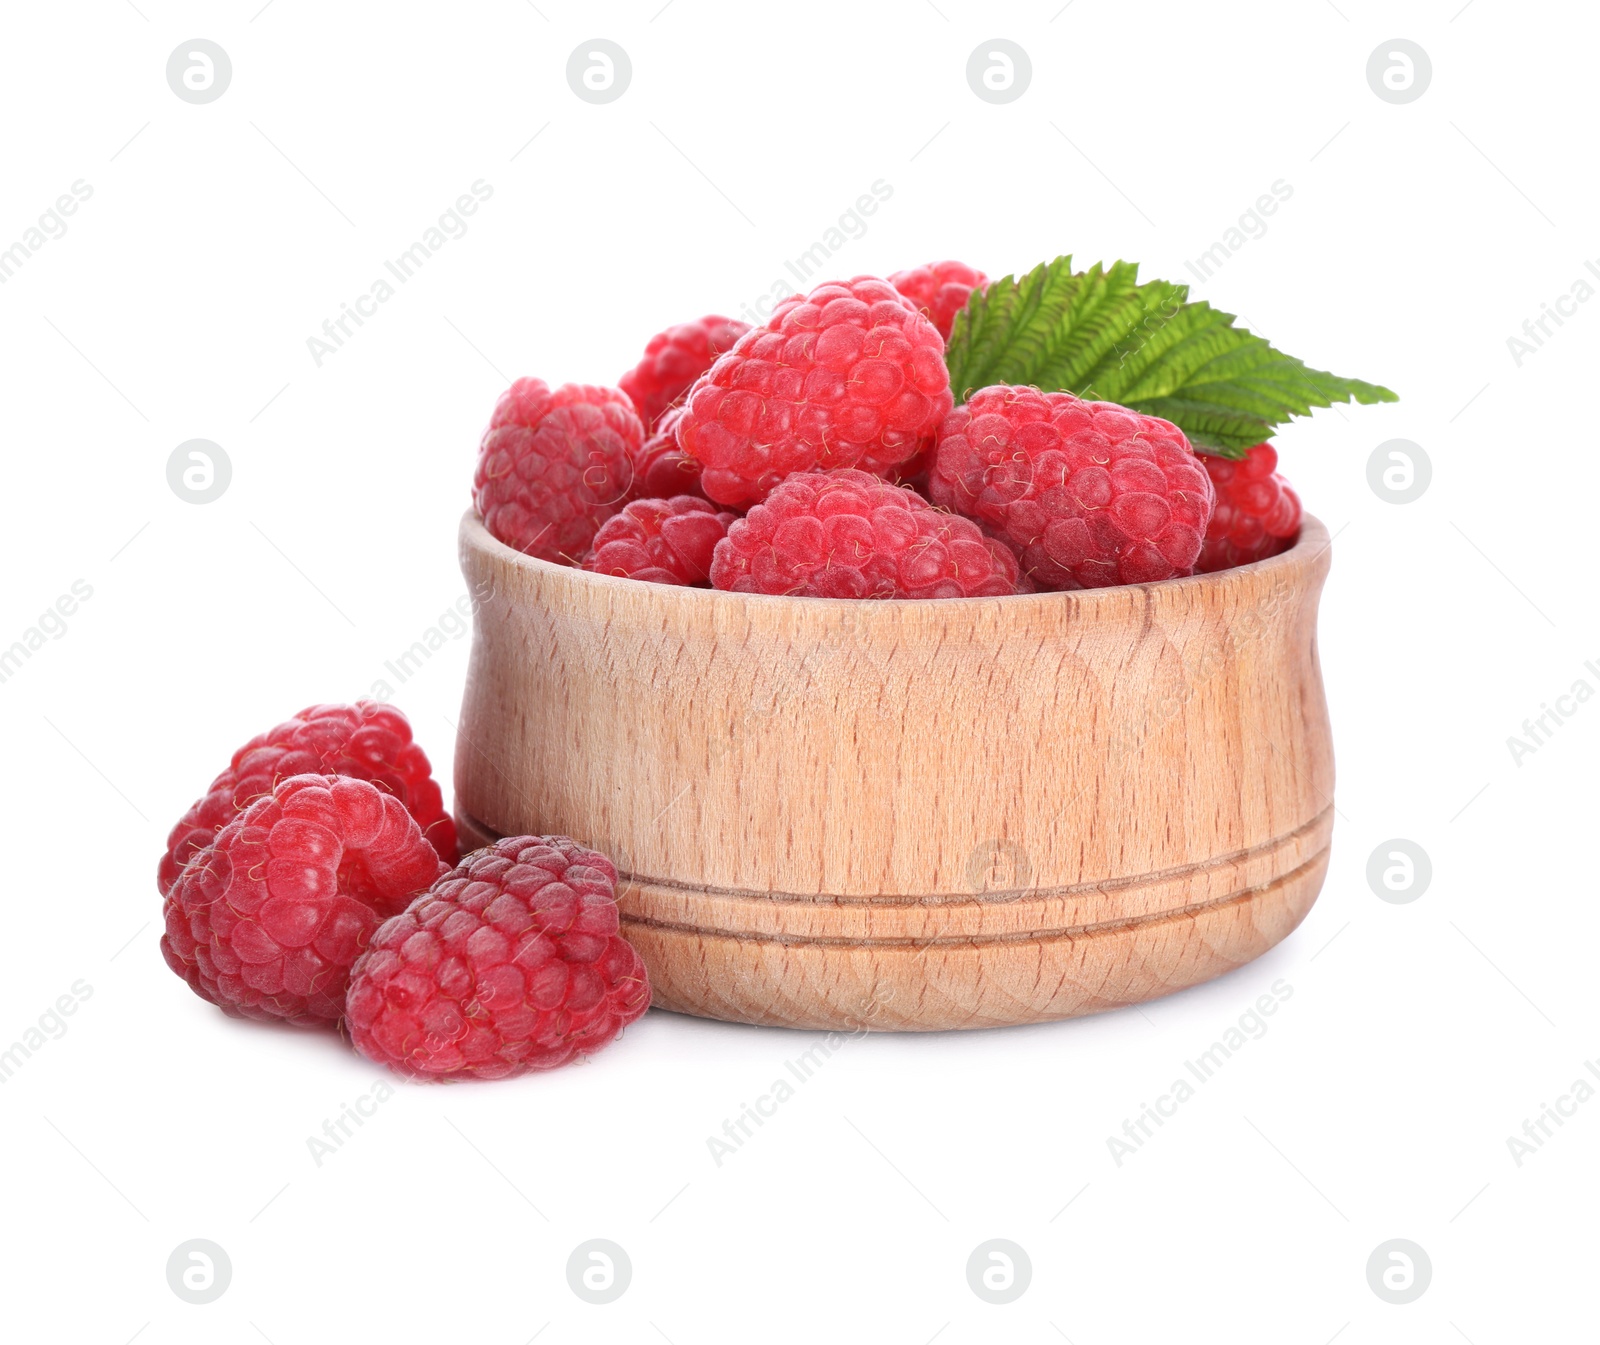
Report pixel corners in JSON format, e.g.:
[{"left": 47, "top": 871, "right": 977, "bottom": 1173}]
[
  {"left": 161, "top": 775, "right": 448, "bottom": 1025},
  {"left": 887, "top": 260, "right": 988, "bottom": 342},
  {"left": 709, "top": 468, "right": 1023, "bottom": 598},
  {"left": 929, "top": 387, "right": 1215, "bottom": 591},
  {"left": 583, "top": 495, "right": 737, "bottom": 586},
  {"left": 1197, "top": 442, "right": 1302, "bottom": 572},
  {"left": 627, "top": 406, "right": 709, "bottom": 502},
  {"left": 619, "top": 315, "right": 750, "bottom": 430},
  {"left": 676, "top": 277, "right": 953, "bottom": 508},
  {"left": 345, "top": 836, "right": 650, "bottom": 1080},
  {"left": 157, "top": 701, "right": 456, "bottom": 897},
  {"left": 474, "top": 378, "right": 643, "bottom": 562}
]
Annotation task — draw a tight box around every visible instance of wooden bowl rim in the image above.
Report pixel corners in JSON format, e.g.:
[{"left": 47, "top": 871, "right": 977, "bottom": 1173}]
[{"left": 460, "top": 509, "right": 1330, "bottom": 617}]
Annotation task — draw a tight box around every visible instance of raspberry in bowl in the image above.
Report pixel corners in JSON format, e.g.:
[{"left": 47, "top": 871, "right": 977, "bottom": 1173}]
[{"left": 1197, "top": 441, "right": 1302, "bottom": 572}]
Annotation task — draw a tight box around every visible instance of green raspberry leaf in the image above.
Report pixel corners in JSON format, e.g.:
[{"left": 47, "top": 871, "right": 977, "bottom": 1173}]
[{"left": 943, "top": 255, "right": 1397, "bottom": 457}]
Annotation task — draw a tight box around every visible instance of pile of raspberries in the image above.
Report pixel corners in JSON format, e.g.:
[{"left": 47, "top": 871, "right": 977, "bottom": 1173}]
[
  {"left": 473, "top": 260, "right": 1302, "bottom": 597},
  {"left": 159, "top": 702, "right": 650, "bottom": 1081},
  {"left": 158, "top": 264, "right": 1307, "bottom": 1084}
]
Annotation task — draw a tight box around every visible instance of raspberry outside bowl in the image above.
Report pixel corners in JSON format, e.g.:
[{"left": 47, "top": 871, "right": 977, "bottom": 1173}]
[{"left": 453, "top": 508, "right": 1334, "bottom": 1031}]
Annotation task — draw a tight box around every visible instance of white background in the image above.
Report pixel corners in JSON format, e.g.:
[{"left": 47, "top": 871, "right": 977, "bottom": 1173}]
[{"left": 1, "top": 1, "right": 1595, "bottom": 1340}]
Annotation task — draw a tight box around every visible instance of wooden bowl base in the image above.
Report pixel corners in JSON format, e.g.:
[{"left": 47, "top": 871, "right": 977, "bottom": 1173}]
[{"left": 454, "top": 806, "right": 1330, "bottom": 1032}]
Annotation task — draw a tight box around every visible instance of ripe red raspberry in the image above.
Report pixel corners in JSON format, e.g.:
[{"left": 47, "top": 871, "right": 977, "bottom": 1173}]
[
  {"left": 1197, "top": 442, "right": 1302, "bottom": 572},
  {"left": 709, "top": 468, "right": 1023, "bottom": 598},
  {"left": 474, "top": 378, "right": 642, "bottom": 563},
  {"left": 583, "top": 495, "right": 737, "bottom": 586},
  {"left": 627, "top": 405, "right": 708, "bottom": 502},
  {"left": 157, "top": 701, "right": 456, "bottom": 897},
  {"left": 345, "top": 836, "right": 651, "bottom": 1080},
  {"left": 162, "top": 775, "right": 448, "bottom": 1025},
  {"left": 887, "top": 260, "right": 988, "bottom": 342},
  {"left": 929, "top": 387, "right": 1215, "bottom": 591},
  {"left": 619, "top": 315, "right": 750, "bottom": 430},
  {"left": 676, "top": 277, "right": 953, "bottom": 508}
]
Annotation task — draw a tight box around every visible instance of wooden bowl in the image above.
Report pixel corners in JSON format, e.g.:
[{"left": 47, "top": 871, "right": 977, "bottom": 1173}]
[{"left": 453, "top": 510, "right": 1334, "bottom": 1031}]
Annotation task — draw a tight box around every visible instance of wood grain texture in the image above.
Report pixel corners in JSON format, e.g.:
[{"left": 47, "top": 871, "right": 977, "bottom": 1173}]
[{"left": 454, "top": 509, "right": 1335, "bottom": 1030}]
